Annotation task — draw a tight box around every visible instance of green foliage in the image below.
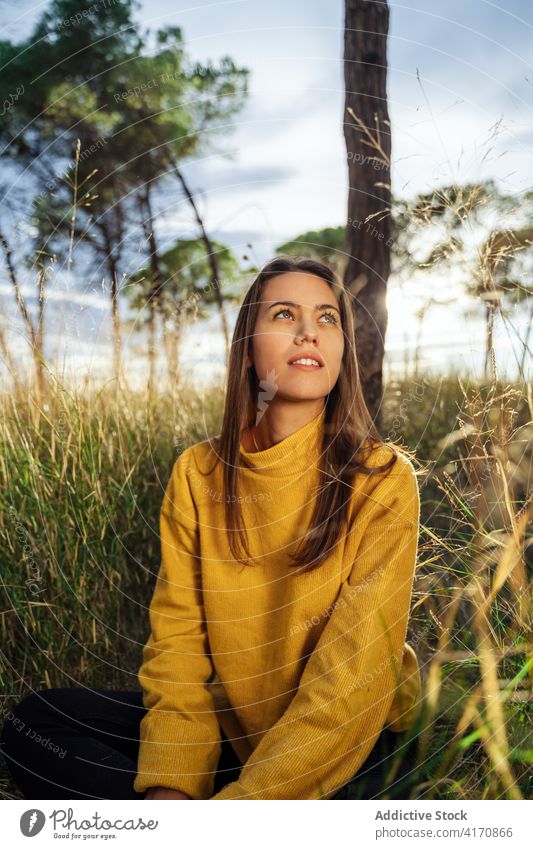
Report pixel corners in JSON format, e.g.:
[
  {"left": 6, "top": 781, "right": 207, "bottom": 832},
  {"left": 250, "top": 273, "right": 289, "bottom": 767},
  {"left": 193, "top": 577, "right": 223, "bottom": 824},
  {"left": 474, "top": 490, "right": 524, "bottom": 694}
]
[
  {"left": 124, "top": 237, "right": 245, "bottom": 323},
  {"left": 276, "top": 226, "right": 346, "bottom": 275},
  {"left": 0, "top": 1, "right": 249, "bottom": 288}
]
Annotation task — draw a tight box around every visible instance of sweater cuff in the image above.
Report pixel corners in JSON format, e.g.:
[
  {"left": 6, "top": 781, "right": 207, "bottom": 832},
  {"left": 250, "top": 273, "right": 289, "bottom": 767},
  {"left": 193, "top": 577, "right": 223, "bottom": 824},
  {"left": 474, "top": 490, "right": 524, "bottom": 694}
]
[{"left": 133, "top": 716, "right": 220, "bottom": 799}]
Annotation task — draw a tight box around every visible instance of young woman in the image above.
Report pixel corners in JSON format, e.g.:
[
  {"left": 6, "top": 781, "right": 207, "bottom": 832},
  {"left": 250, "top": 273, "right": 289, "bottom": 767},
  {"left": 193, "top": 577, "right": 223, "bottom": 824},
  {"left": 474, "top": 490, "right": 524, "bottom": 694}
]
[{"left": 1, "top": 255, "right": 422, "bottom": 800}]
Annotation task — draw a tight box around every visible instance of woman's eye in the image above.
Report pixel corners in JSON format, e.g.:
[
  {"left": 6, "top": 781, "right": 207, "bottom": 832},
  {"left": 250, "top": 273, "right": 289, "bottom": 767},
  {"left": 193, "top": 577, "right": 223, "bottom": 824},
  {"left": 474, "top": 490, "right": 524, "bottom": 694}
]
[{"left": 273, "top": 309, "right": 338, "bottom": 325}]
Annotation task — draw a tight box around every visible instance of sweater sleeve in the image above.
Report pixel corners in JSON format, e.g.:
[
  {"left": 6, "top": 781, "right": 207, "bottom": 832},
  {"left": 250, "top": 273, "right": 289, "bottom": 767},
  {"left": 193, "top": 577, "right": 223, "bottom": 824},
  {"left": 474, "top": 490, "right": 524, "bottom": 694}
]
[
  {"left": 133, "top": 449, "right": 221, "bottom": 799},
  {"left": 212, "top": 454, "right": 420, "bottom": 800}
]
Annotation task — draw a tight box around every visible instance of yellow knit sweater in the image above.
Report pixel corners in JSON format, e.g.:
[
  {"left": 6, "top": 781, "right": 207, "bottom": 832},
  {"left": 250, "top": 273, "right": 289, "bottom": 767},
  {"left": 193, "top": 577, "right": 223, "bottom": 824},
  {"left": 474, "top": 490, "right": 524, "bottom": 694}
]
[{"left": 133, "top": 406, "right": 422, "bottom": 800}]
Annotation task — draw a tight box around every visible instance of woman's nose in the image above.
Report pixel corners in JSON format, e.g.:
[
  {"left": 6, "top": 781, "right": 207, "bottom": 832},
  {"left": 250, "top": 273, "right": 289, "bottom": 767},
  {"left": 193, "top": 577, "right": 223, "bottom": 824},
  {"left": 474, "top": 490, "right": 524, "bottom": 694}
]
[{"left": 297, "top": 324, "right": 318, "bottom": 342}]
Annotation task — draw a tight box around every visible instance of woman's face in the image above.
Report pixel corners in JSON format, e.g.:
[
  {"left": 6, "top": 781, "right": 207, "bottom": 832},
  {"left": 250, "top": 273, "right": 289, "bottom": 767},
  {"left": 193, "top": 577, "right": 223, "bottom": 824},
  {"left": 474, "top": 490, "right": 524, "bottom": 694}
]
[{"left": 245, "top": 272, "right": 345, "bottom": 403}]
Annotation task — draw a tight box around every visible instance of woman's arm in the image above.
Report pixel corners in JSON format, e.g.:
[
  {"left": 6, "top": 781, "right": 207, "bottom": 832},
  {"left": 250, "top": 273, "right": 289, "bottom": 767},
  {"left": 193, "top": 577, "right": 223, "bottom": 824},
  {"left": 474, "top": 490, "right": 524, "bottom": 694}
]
[
  {"left": 133, "top": 449, "right": 221, "bottom": 800},
  {"left": 211, "top": 455, "right": 421, "bottom": 800}
]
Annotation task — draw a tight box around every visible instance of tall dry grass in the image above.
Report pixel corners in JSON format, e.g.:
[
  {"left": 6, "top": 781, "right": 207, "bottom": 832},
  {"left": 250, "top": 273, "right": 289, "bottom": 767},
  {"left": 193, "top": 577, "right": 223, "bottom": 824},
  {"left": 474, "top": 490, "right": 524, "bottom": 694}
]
[{"left": 387, "top": 376, "right": 532, "bottom": 800}]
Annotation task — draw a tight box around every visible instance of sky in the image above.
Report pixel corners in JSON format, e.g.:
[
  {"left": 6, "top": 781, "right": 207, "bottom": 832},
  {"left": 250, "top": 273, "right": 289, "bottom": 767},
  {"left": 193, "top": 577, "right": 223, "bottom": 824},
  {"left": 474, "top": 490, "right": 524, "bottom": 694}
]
[{"left": 0, "top": 0, "right": 532, "bottom": 383}]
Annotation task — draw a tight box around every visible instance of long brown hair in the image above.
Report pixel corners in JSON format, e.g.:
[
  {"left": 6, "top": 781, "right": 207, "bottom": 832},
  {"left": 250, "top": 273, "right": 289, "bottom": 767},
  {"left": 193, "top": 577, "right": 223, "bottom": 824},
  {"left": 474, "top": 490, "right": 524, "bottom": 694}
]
[{"left": 205, "top": 255, "right": 400, "bottom": 573}]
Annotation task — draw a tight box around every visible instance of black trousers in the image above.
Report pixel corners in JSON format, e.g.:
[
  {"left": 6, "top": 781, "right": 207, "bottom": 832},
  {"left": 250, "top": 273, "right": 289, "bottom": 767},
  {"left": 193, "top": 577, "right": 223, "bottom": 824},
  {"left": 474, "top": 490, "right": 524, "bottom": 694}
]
[{"left": 0, "top": 688, "right": 418, "bottom": 800}]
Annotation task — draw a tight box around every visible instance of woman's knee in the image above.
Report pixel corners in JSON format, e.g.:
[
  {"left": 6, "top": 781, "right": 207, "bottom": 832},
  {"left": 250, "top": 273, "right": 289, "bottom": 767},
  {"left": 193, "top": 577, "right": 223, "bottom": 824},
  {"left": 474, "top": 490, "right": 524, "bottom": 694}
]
[{"left": 1, "top": 688, "right": 68, "bottom": 746}]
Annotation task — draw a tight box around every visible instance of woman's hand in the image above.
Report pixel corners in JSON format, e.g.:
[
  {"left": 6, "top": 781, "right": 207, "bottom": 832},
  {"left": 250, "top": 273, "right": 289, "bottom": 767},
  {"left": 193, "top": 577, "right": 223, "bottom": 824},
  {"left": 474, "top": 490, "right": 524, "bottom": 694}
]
[{"left": 144, "top": 786, "right": 192, "bottom": 800}]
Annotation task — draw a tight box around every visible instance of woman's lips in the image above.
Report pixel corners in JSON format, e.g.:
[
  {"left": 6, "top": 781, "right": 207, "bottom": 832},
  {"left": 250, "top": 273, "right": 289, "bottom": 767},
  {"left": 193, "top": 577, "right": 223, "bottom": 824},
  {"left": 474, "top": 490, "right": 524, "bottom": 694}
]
[{"left": 288, "top": 362, "right": 323, "bottom": 370}]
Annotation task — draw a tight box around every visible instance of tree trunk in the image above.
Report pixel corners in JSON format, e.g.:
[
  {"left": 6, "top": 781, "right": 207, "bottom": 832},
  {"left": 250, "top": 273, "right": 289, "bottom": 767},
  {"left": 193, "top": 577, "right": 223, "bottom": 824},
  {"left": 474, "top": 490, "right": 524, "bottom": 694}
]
[
  {"left": 110, "top": 268, "right": 122, "bottom": 382},
  {"left": 145, "top": 119, "right": 231, "bottom": 363},
  {"left": 100, "top": 225, "right": 122, "bottom": 382},
  {"left": 171, "top": 165, "right": 231, "bottom": 361},
  {"left": 343, "top": 0, "right": 391, "bottom": 428},
  {"left": 139, "top": 188, "right": 165, "bottom": 399},
  {"left": 519, "top": 298, "right": 533, "bottom": 379},
  {"left": 413, "top": 305, "right": 428, "bottom": 380},
  {"left": 485, "top": 302, "right": 497, "bottom": 382},
  {"left": 164, "top": 317, "right": 182, "bottom": 388},
  {"left": 34, "top": 266, "right": 47, "bottom": 400},
  {"left": 0, "top": 228, "right": 45, "bottom": 398},
  {"left": 0, "top": 322, "right": 19, "bottom": 391}
]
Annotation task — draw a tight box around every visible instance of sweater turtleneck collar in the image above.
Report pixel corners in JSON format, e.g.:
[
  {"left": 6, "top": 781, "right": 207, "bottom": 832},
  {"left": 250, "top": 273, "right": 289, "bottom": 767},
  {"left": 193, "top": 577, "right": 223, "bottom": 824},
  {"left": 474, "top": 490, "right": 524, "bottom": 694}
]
[{"left": 239, "top": 405, "right": 327, "bottom": 478}]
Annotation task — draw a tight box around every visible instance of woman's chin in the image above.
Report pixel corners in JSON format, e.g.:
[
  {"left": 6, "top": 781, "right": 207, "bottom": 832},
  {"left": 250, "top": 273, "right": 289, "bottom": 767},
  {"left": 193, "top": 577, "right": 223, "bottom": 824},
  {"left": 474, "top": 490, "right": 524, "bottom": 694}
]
[{"left": 274, "top": 387, "right": 329, "bottom": 404}]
